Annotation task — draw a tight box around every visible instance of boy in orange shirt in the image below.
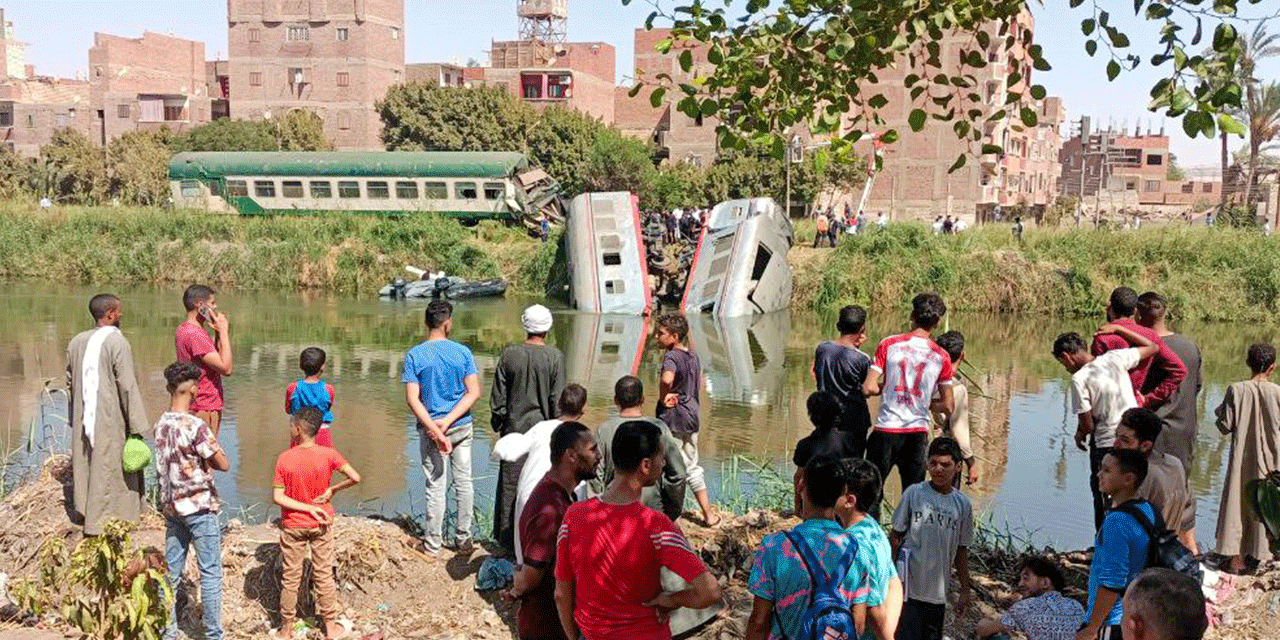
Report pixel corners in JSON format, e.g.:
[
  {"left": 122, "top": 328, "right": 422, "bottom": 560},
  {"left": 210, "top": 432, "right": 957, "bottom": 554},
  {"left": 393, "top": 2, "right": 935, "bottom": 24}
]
[{"left": 272, "top": 407, "right": 361, "bottom": 639}]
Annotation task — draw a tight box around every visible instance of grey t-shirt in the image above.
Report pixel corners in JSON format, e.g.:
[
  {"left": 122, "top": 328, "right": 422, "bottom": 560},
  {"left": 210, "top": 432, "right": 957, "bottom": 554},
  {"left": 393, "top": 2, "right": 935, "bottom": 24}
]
[
  {"left": 891, "top": 481, "right": 973, "bottom": 605},
  {"left": 1152, "top": 333, "right": 1201, "bottom": 471}
]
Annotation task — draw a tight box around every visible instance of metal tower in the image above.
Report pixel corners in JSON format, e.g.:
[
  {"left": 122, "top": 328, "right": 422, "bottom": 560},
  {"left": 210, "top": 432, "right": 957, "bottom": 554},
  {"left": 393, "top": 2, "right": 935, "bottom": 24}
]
[{"left": 517, "top": 0, "right": 567, "bottom": 43}]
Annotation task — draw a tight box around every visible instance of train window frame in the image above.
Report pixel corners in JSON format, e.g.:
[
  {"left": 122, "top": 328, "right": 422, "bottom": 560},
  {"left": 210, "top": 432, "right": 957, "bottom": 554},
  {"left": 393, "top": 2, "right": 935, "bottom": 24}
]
[
  {"left": 423, "top": 182, "right": 448, "bottom": 199},
  {"left": 395, "top": 181, "right": 419, "bottom": 199},
  {"left": 281, "top": 180, "right": 304, "bottom": 198},
  {"left": 309, "top": 181, "right": 332, "bottom": 198},
  {"left": 483, "top": 182, "right": 505, "bottom": 200},
  {"left": 455, "top": 181, "right": 478, "bottom": 200},
  {"left": 226, "top": 180, "right": 248, "bottom": 197},
  {"left": 180, "top": 180, "right": 201, "bottom": 198},
  {"left": 367, "top": 181, "right": 390, "bottom": 199},
  {"left": 338, "top": 181, "right": 361, "bottom": 199},
  {"left": 254, "top": 180, "right": 276, "bottom": 198}
]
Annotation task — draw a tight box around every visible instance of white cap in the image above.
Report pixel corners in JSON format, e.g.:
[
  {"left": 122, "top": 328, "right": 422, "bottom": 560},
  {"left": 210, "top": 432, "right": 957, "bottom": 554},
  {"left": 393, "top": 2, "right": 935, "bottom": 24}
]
[{"left": 522, "top": 304, "right": 553, "bottom": 334}]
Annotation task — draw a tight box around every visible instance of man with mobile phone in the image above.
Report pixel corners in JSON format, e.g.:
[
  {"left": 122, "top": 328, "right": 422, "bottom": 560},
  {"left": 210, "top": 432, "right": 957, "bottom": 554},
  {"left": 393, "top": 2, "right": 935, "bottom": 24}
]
[{"left": 176, "top": 284, "right": 233, "bottom": 437}]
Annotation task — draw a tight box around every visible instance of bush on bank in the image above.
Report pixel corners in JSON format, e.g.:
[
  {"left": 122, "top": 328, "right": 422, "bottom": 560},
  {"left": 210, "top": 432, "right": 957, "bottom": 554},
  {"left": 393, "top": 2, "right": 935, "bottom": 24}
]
[{"left": 798, "top": 223, "right": 1280, "bottom": 322}]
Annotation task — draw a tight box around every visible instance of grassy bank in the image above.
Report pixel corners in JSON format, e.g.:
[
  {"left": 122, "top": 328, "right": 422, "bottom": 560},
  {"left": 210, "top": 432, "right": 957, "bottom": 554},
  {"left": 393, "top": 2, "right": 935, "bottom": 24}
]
[
  {"left": 792, "top": 223, "right": 1280, "bottom": 322},
  {"left": 0, "top": 203, "right": 554, "bottom": 294}
]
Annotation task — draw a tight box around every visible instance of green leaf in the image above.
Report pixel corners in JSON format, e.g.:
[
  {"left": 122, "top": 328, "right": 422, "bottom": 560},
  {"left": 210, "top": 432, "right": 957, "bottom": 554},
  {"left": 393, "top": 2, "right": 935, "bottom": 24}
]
[
  {"left": 678, "top": 82, "right": 698, "bottom": 96},
  {"left": 879, "top": 129, "right": 899, "bottom": 144},
  {"left": 1107, "top": 60, "right": 1121, "bottom": 81},
  {"left": 908, "top": 109, "right": 926, "bottom": 132},
  {"left": 1030, "top": 85, "right": 1047, "bottom": 100},
  {"left": 679, "top": 50, "right": 693, "bottom": 73},
  {"left": 656, "top": 38, "right": 673, "bottom": 54},
  {"left": 1020, "top": 106, "right": 1039, "bottom": 127},
  {"left": 981, "top": 144, "right": 1003, "bottom": 155},
  {"left": 1110, "top": 30, "right": 1130, "bottom": 48},
  {"left": 868, "top": 94, "right": 888, "bottom": 109},
  {"left": 1182, "top": 112, "right": 1200, "bottom": 138},
  {"left": 948, "top": 154, "right": 967, "bottom": 173},
  {"left": 1033, "top": 56, "right": 1051, "bottom": 72},
  {"left": 1085, "top": 39, "right": 1098, "bottom": 56},
  {"left": 976, "top": 31, "right": 991, "bottom": 49},
  {"left": 1213, "top": 23, "right": 1238, "bottom": 52},
  {"left": 649, "top": 87, "right": 666, "bottom": 108},
  {"left": 707, "top": 47, "right": 723, "bottom": 65},
  {"left": 627, "top": 84, "right": 643, "bottom": 98},
  {"left": 700, "top": 98, "right": 718, "bottom": 116},
  {"left": 1082, "top": 18, "right": 1096, "bottom": 35},
  {"left": 1218, "top": 113, "right": 1245, "bottom": 136}
]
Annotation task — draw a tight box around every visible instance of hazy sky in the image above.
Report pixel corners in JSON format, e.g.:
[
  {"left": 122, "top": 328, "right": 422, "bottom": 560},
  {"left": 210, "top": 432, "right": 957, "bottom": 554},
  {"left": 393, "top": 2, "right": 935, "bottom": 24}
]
[{"left": 3, "top": 0, "right": 1277, "bottom": 167}]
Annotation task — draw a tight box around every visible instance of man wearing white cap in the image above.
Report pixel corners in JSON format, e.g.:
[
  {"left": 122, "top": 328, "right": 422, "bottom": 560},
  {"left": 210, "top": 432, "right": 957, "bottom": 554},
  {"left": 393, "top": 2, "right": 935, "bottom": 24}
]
[{"left": 491, "top": 304, "right": 565, "bottom": 557}]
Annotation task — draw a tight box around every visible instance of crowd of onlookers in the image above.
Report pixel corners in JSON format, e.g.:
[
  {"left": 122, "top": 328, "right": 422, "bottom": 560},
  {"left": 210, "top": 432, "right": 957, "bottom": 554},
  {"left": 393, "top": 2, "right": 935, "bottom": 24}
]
[{"left": 62, "top": 279, "right": 1279, "bottom": 640}]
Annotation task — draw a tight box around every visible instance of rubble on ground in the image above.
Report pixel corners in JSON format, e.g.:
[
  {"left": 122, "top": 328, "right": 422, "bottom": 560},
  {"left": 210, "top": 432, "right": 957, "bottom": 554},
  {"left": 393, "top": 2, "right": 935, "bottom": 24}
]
[{"left": 0, "top": 456, "right": 1277, "bottom": 640}]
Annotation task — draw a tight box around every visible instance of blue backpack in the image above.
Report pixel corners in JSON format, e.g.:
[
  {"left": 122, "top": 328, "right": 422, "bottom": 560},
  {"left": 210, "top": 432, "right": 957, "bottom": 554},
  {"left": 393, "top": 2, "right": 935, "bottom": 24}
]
[{"left": 781, "top": 530, "right": 860, "bottom": 640}]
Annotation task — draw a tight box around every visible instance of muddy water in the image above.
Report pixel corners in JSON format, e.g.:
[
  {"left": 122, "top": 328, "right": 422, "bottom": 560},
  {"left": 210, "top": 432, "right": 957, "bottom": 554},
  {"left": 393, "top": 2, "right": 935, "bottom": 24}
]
[{"left": 2, "top": 283, "right": 1272, "bottom": 551}]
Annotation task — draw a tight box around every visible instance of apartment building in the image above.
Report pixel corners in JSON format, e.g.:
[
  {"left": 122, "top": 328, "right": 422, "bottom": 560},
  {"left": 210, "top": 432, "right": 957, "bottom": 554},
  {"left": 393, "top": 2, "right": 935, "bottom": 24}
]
[
  {"left": 89, "top": 32, "right": 210, "bottom": 143},
  {"left": 615, "top": 28, "right": 717, "bottom": 165},
  {"left": 227, "top": 0, "right": 405, "bottom": 150}
]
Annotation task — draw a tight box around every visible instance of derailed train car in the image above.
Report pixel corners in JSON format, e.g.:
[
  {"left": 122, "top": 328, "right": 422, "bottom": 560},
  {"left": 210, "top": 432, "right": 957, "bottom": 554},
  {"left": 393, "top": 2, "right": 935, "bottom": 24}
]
[
  {"left": 565, "top": 192, "right": 652, "bottom": 314},
  {"left": 680, "top": 198, "right": 794, "bottom": 317}
]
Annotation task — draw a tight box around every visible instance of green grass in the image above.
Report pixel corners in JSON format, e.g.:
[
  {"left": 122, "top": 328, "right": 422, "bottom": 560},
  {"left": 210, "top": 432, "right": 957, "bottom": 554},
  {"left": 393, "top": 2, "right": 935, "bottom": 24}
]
[{"left": 795, "top": 223, "right": 1280, "bottom": 322}]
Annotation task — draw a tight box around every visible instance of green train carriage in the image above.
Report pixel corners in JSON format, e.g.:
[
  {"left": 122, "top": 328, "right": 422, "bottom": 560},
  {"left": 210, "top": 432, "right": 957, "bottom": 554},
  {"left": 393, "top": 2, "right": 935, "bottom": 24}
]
[{"left": 168, "top": 151, "right": 563, "bottom": 227}]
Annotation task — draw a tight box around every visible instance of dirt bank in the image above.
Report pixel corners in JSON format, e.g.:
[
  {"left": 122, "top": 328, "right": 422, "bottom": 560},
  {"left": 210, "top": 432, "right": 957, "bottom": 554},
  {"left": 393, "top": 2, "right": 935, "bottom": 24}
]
[{"left": 1, "top": 456, "right": 1276, "bottom": 639}]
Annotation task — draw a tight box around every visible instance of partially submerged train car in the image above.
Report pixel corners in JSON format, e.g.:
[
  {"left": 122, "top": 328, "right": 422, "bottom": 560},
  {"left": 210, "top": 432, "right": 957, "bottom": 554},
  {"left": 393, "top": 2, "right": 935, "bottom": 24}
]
[
  {"left": 680, "top": 198, "right": 794, "bottom": 317},
  {"left": 565, "top": 192, "right": 652, "bottom": 314},
  {"left": 168, "top": 151, "right": 562, "bottom": 226}
]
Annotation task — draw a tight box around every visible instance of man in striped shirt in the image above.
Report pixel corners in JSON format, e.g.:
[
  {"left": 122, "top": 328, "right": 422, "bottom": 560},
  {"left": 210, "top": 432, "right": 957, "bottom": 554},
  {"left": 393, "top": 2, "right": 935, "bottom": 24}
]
[{"left": 554, "top": 421, "right": 720, "bottom": 640}]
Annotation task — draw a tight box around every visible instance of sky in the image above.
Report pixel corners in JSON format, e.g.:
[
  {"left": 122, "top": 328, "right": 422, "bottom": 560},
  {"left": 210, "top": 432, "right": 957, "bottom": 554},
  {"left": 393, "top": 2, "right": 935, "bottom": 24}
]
[{"left": 3, "top": 0, "right": 1278, "bottom": 168}]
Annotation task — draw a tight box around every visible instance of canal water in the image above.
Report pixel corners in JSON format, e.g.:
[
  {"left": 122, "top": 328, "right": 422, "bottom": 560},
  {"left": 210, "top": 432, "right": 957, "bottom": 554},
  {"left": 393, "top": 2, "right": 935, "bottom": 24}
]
[{"left": 2, "top": 282, "right": 1272, "bottom": 552}]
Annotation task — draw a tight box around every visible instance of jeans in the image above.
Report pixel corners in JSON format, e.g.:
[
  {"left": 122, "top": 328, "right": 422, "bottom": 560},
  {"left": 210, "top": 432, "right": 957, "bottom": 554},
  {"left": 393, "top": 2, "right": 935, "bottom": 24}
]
[
  {"left": 1090, "top": 443, "right": 1113, "bottom": 531},
  {"left": 420, "top": 424, "right": 474, "bottom": 552},
  {"left": 165, "top": 510, "right": 223, "bottom": 640}
]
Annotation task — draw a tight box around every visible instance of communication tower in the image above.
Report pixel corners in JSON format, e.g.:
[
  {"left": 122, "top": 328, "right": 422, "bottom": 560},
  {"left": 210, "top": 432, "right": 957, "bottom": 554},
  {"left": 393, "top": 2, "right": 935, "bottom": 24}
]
[{"left": 517, "top": 0, "right": 568, "bottom": 43}]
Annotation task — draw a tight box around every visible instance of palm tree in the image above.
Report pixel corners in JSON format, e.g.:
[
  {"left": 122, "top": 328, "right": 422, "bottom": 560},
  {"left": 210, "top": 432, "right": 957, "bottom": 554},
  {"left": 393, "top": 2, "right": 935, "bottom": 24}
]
[
  {"left": 1243, "top": 82, "right": 1280, "bottom": 213},
  {"left": 1220, "top": 22, "right": 1280, "bottom": 211}
]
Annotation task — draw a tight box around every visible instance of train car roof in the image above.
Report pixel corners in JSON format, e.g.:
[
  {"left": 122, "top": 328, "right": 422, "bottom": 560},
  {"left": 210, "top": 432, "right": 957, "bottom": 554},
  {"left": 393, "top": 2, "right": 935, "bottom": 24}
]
[{"left": 168, "top": 151, "right": 531, "bottom": 180}]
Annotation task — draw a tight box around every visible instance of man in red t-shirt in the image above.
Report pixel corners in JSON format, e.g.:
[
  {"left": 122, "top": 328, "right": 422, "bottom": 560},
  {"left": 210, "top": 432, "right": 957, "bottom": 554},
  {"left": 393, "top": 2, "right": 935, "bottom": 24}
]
[
  {"left": 506, "top": 421, "right": 600, "bottom": 640},
  {"left": 175, "top": 284, "right": 233, "bottom": 436},
  {"left": 1091, "top": 287, "right": 1186, "bottom": 409},
  {"left": 554, "top": 420, "right": 721, "bottom": 640},
  {"left": 272, "top": 408, "right": 361, "bottom": 639}
]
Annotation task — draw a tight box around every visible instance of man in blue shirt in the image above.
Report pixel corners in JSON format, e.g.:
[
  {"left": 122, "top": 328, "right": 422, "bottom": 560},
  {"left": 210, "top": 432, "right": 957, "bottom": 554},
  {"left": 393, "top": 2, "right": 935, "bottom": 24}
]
[
  {"left": 1078, "top": 449, "right": 1153, "bottom": 640},
  {"left": 403, "top": 300, "right": 481, "bottom": 555}
]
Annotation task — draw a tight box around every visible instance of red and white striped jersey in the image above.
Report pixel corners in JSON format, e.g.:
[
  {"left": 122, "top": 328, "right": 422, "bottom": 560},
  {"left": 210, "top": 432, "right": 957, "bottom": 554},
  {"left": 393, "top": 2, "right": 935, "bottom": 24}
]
[{"left": 870, "top": 333, "right": 955, "bottom": 433}]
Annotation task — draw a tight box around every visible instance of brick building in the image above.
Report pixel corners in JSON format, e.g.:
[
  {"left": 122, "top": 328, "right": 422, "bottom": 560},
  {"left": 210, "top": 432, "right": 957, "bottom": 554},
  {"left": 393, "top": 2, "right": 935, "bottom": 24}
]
[
  {"left": 454, "top": 39, "right": 616, "bottom": 123},
  {"left": 88, "top": 32, "right": 210, "bottom": 144},
  {"left": 615, "top": 28, "right": 717, "bottom": 165},
  {"left": 405, "top": 62, "right": 466, "bottom": 87},
  {"left": 226, "top": 0, "right": 405, "bottom": 150}
]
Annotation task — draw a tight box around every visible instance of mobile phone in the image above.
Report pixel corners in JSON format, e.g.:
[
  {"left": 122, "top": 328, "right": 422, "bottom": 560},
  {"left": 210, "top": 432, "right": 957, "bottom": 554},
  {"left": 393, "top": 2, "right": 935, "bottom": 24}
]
[{"left": 197, "top": 303, "right": 212, "bottom": 323}]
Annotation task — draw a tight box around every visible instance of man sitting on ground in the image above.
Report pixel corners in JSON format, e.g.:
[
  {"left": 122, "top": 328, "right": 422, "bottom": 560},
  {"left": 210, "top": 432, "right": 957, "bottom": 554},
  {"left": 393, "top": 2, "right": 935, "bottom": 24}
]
[{"left": 976, "top": 556, "right": 1084, "bottom": 640}]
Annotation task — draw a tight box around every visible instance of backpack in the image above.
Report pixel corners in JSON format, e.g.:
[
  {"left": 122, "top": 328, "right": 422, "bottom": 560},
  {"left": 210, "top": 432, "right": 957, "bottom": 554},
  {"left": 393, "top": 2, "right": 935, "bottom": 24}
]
[
  {"left": 780, "top": 530, "right": 860, "bottom": 640},
  {"left": 1111, "top": 499, "right": 1203, "bottom": 584}
]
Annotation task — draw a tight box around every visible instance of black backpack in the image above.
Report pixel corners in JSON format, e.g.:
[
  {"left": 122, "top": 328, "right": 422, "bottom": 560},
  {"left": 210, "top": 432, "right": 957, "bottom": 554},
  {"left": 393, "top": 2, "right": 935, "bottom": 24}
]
[{"left": 1110, "top": 499, "right": 1203, "bottom": 584}]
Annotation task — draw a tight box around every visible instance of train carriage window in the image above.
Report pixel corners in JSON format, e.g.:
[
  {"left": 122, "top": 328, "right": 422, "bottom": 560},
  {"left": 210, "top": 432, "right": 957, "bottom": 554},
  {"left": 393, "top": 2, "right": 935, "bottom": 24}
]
[
  {"left": 180, "top": 180, "right": 201, "bottom": 198},
  {"left": 309, "top": 181, "right": 332, "bottom": 198},
  {"left": 455, "top": 182, "right": 478, "bottom": 199},
  {"left": 483, "top": 182, "right": 505, "bottom": 200},
  {"left": 423, "top": 182, "right": 448, "bottom": 199},
  {"left": 226, "top": 180, "right": 248, "bottom": 197},
  {"left": 338, "top": 181, "right": 361, "bottom": 198},
  {"left": 396, "top": 181, "right": 419, "bottom": 199},
  {"left": 367, "top": 181, "right": 390, "bottom": 199},
  {"left": 254, "top": 180, "right": 276, "bottom": 198},
  {"left": 281, "top": 180, "right": 304, "bottom": 198}
]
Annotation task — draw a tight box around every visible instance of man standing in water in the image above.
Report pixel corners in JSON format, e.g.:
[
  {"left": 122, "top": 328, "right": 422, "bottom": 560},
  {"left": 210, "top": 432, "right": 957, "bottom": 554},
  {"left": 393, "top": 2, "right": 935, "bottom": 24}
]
[
  {"left": 1136, "top": 291, "right": 1202, "bottom": 552},
  {"left": 175, "top": 285, "right": 233, "bottom": 437},
  {"left": 490, "top": 304, "right": 564, "bottom": 557},
  {"left": 66, "top": 294, "right": 152, "bottom": 535}
]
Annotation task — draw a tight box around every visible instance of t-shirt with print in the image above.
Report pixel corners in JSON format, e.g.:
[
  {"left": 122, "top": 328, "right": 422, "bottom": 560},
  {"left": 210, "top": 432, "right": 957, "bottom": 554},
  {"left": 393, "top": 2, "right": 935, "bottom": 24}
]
[
  {"left": 401, "top": 339, "right": 478, "bottom": 430},
  {"left": 870, "top": 333, "right": 955, "bottom": 433},
  {"left": 518, "top": 475, "right": 574, "bottom": 640},
  {"left": 154, "top": 411, "right": 221, "bottom": 517},
  {"left": 891, "top": 481, "right": 973, "bottom": 605},
  {"left": 1070, "top": 348, "right": 1141, "bottom": 448},
  {"left": 748, "top": 519, "right": 870, "bottom": 640},
  {"left": 657, "top": 348, "right": 701, "bottom": 434},
  {"left": 813, "top": 341, "right": 872, "bottom": 434},
  {"left": 846, "top": 516, "right": 898, "bottom": 640},
  {"left": 999, "top": 591, "right": 1085, "bottom": 640},
  {"left": 554, "top": 499, "right": 707, "bottom": 640},
  {"left": 272, "top": 444, "right": 347, "bottom": 529},
  {"left": 1088, "top": 500, "right": 1154, "bottom": 626},
  {"left": 175, "top": 322, "right": 224, "bottom": 412}
]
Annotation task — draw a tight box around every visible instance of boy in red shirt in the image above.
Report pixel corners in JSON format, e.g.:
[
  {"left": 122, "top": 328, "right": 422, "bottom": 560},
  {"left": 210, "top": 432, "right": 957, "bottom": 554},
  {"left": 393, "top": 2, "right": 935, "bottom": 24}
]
[{"left": 272, "top": 407, "right": 361, "bottom": 639}]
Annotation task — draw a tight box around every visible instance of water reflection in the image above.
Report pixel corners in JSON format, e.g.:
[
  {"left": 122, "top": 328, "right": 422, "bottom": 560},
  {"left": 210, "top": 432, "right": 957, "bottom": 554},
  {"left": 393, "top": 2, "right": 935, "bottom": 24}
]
[{"left": 2, "top": 283, "right": 1273, "bottom": 550}]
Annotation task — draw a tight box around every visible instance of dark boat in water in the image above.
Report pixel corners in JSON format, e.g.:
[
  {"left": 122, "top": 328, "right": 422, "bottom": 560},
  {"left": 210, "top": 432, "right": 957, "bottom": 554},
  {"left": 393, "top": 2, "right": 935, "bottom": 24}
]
[{"left": 378, "top": 276, "right": 508, "bottom": 300}]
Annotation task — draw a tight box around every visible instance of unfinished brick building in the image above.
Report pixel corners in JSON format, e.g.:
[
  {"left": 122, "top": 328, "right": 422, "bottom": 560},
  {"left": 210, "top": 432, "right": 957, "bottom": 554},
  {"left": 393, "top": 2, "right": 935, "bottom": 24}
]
[{"left": 226, "top": 0, "right": 406, "bottom": 150}]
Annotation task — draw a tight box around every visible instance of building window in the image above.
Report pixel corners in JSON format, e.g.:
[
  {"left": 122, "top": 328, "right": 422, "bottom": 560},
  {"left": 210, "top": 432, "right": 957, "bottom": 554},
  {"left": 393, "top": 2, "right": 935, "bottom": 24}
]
[
  {"left": 180, "top": 180, "right": 201, "bottom": 198},
  {"left": 287, "top": 26, "right": 310, "bottom": 42},
  {"left": 1147, "top": 154, "right": 1163, "bottom": 166},
  {"left": 0, "top": 108, "right": 11, "bottom": 127},
  {"left": 547, "top": 74, "right": 569, "bottom": 99},
  {"left": 455, "top": 182, "right": 478, "bottom": 199},
  {"left": 338, "top": 181, "right": 360, "bottom": 198},
  {"left": 521, "top": 74, "right": 542, "bottom": 99},
  {"left": 1203, "top": 182, "right": 1214, "bottom": 193},
  {"left": 139, "top": 96, "right": 188, "bottom": 122},
  {"left": 423, "top": 182, "right": 447, "bottom": 199},
  {"left": 336, "top": 27, "right": 349, "bottom": 41},
  {"left": 367, "top": 181, "right": 390, "bottom": 199},
  {"left": 483, "top": 182, "right": 505, "bottom": 200},
  {"left": 310, "top": 181, "right": 332, "bottom": 198},
  {"left": 337, "top": 72, "right": 349, "bottom": 87},
  {"left": 282, "top": 181, "right": 304, "bottom": 198},
  {"left": 1181, "top": 182, "right": 1194, "bottom": 194},
  {"left": 26, "top": 114, "right": 34, "bottom": 128},
  {"left": 249, "top": 28, "right": 261, "bottom": 43},
  {"left": 1145, "top": 180, "right": 1161, "bottom": 192},
  {"left": 396, "top": 181, "right": 419, "bottom": 199},
  {"left": 249, "top": 72, "right": 262, "bottom": 86},
  {"left": 337, "top": 112, "right": 350, "bottom": 130},
  {"left": 254, "top": 180, "right": 276, "bottom": 198},
  {"left": 117, "top": 104, "right": 130, "bottom": 119},
  {"left": 391, "top": 27, "right": 399, "bottom": 40},
  {"left": 226, "top": 180, "right": 248, "bottom": 197}
]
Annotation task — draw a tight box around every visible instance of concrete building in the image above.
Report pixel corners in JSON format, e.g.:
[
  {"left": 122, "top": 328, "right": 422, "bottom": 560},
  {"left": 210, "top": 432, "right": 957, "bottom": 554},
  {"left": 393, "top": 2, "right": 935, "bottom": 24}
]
[
  {"left": 88, "top": 31, "right": 210, "bottom": 144},
  {"left": 226, "top": 0, "right": 406, "bottom": 150}
]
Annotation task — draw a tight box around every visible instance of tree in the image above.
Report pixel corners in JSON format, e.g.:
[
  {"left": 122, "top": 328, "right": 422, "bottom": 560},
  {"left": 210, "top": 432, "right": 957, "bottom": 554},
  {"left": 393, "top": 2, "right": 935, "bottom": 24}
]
[
  {"left": 1243, "top": 81, "right": 1280, "bottom": 211},
  {"left": 379, "top": 83, "right": 534, "bottom": 152},
  {"left": 107, "top": 130, "right": 172, "bottom": 206},
  {"left": 648, "top": 162, "right": 708, "bottom": 210},
  {"left": 1216, "top": 22, "right": 1280, "bottom": 211},
  {"left": 42, "top": 128, "right": 108, "bottom": 205},
  {"left": 1166, "top": 153, "right": 1187, "bottom": 181},
  {"left": 583, "top": 129, "right": 658, "bottom": 197},
  {"left": 628, "top": 0, "right": 1259, "bottom": 168},
  {"left": 0, "top": 147, "right": 40, "bottom": 201},
  {"left": 275, "top": 110, "right": 335, "bottom": 151},
  {"left": 526, "top": 106, "right": 608, "bottom": 196},
  {"left": 171, "top": 119, "right": 278, "bottom": 152}
]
